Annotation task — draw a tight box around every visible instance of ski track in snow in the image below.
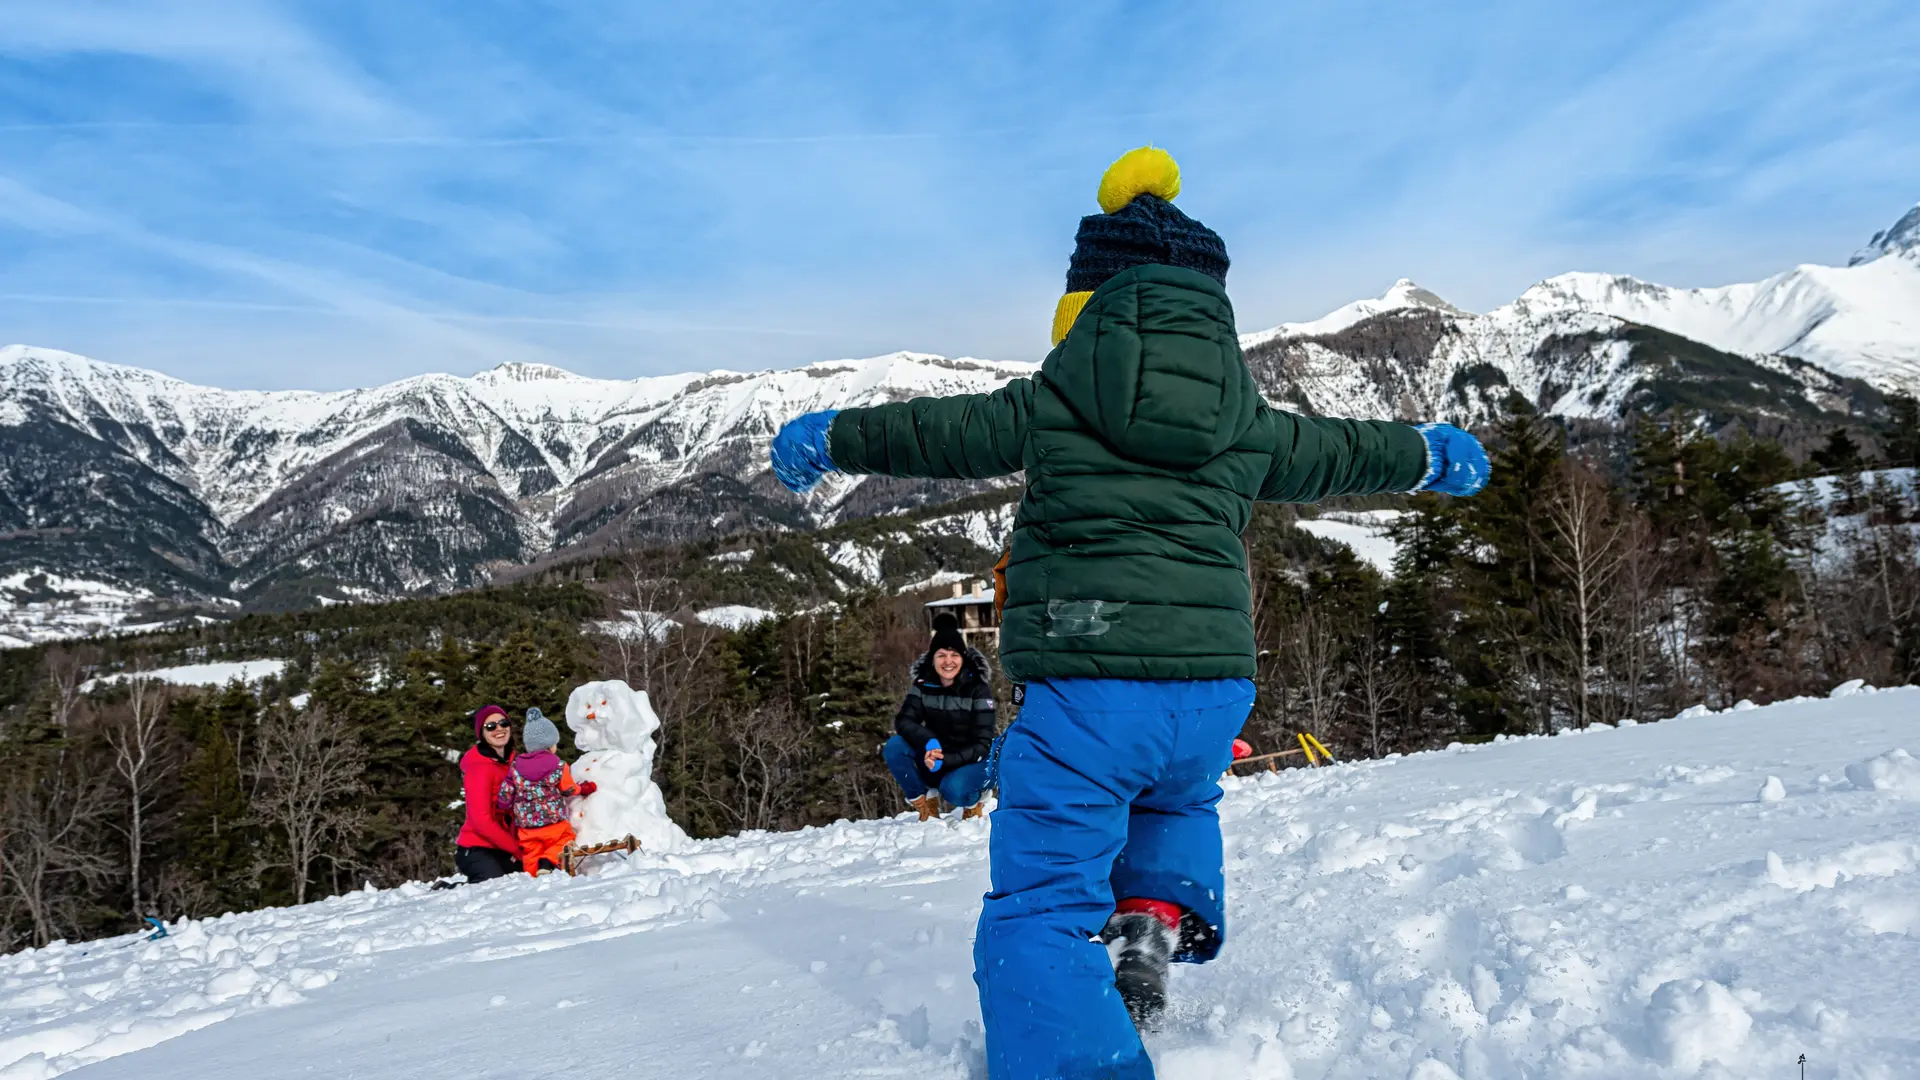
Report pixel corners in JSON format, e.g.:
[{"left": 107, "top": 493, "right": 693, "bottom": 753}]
[{"left": 5, "top": 687, "right": 1919, "bottom": 1079}]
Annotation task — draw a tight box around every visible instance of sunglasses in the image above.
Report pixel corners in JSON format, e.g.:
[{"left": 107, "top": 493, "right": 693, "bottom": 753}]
[{"left": 482, "top": 720, "right": 513, "bottom": 732}]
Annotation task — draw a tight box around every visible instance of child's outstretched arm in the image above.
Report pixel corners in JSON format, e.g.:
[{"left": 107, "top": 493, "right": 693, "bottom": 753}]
[
  {"left": 1253, "top": 407, "right": 1489, "bottom": 502},
  {"left": 770, "top": 379, "right": 1035, "bottom": 492}
]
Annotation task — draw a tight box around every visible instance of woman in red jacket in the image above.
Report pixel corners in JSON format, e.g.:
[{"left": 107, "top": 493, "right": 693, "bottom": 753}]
[{"left": 456, "top": 704, "right": 522, "bottom": 882}]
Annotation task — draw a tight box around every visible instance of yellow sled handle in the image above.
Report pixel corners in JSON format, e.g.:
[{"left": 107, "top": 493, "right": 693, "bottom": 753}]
[{"left": 1297, "top": 732, "right": 1335, "bottom": 766}]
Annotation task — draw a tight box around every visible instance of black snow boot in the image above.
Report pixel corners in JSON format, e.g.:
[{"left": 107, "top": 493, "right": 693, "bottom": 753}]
[{"left": 1101, "top": 910, "right": 1179, "bottom": 1029}]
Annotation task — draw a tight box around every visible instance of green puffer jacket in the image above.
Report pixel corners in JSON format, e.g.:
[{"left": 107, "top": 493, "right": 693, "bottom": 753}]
[{"left": 829, "top": 264, "right": 1430, "bottom": 682}]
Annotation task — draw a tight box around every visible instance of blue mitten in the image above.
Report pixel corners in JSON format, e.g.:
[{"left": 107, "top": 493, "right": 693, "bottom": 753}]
[
  {"left": 925, "top": 738, "right": 943, "bottom": 772},
  {"left": 1413, "top": 423, "right": 1490, "bottom": 496},
  {"left": 770, "top": 410, "right": 840, "bottom": 493}
]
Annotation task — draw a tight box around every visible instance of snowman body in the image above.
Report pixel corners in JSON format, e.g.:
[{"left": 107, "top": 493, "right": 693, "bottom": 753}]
[{"left": 564, "top": 679, "right": 689, "bottom": 854}]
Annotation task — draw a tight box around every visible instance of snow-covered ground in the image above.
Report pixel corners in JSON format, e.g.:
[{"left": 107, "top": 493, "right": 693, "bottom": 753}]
[
  {"left": 1780, "top": 468, "right": 1920, "bottom": 571},
  {"left": 80, "top": 659, "right": 287, "bottom": 693},
  {"left": 4, "top": 685, "right": 1918, "bottom": 1079},
  {"left": 1295, "top": 510, "right": 1405, "bottom": 576},
  {"left": 0, "top": 571, "right": 157, "bottom": 650},
  {"left": 694, "top": 605, "right": 779, "bottom": 631}
]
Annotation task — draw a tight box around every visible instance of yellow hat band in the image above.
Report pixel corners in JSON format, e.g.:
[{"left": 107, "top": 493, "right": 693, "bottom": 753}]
[{"left": 1052, "top": 291, "right": 1092, "bottom": 347}]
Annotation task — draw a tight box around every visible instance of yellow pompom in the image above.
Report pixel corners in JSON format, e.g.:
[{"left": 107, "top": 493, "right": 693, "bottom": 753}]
[
  {"left": 1051, "top": 291, "right": 1092, "bottom": 346},
  {"left": 1097, "top": 146, "right": 1181, "bottom": 213}
]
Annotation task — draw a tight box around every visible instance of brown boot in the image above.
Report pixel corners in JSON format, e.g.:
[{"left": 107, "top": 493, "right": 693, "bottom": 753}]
[
  {"left": 961, "top": 801, "right": 988, "bottom": 820},
  {"left": 909, "top": 794, "right": 939, "bottom": 821}
]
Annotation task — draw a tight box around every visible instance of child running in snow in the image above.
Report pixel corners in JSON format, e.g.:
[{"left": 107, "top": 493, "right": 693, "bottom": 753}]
[
  {"left": 495, "top": 708, "right": 596, "bottom": 875},
  {"left": 770, "top": 147, "right": 1489, "bottom": 1079}
]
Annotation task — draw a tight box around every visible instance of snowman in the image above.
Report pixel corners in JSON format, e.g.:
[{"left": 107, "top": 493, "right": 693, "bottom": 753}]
[{"left": 565, "top": 679, "right": 689, "bottom": 855}]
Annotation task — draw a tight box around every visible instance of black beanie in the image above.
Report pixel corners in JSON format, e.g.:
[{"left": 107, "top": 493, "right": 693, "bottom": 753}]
[
  {"left": 1066, "top": 194, "right": 1229, "bottom": 294},
  {"left": 929, "top": 614, "right": 967, "bottom": 658}
]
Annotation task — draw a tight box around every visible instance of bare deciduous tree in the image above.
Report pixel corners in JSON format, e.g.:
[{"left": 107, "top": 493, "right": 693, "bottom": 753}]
[
  {"left": 42, "top": 645, "right": 97, "bottom": 734},
  {"left": 596, "top": 548, "right": 725, "bottom": 768},
  {"left": 0, "top": 754, "right": 117, "bottom": 947},
  {"left": 1283, "top": 605, "right": 1349, "bottom": 746},
  {"left": 1606, "top": 514, "right": 1662, "bottom": 725},
  {"left": 1547, "top": 465, "right": 1630, "bottom": 729},
  {"left": 726, "top": 701, "right": 810, "bottom": 832},
  {"left": 1352, "top": 618, "right": 1406, "bottom": 757},
  {"left": 102, "top": 675, "right": 177, "bottom": 916},
  {"left": 248, "top": 705, "right": 369, "bottom": 905}
]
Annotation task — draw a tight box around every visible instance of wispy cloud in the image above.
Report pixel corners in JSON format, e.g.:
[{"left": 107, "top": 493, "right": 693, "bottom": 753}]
[
  {"left": 0, "top": 0, "right": 1915, "bottom": 389},
  {"left": 0, "top": 0, "right": 405, "bottom": 131}
]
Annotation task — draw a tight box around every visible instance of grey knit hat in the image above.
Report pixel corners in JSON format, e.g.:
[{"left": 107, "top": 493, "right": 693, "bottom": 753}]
[{"left": 521, "top": 708, "right": 559, "bottom": 753}]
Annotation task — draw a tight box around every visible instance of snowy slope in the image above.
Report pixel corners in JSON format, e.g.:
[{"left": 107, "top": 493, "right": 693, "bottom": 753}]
[{"left": 6, "top": 685, "right": 1918, "bottom": 1079}]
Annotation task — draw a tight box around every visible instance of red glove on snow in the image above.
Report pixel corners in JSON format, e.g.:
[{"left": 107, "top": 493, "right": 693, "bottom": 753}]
[{"left": 574, "top": 781, "right": 598, "bottom": 798}]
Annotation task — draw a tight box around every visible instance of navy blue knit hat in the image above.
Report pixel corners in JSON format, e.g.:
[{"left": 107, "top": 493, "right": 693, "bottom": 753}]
[{"left": 1066, "top": 194, "right": 1229, "bottom": 294}]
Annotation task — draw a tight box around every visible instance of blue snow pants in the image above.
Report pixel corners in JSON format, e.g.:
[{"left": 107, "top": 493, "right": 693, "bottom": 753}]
[
  {"left": 882, "top": 734, "right": 989, "bottom": 807},
  {"left": 974, "top": 678, "right": 1254, "bottom": 1080}
]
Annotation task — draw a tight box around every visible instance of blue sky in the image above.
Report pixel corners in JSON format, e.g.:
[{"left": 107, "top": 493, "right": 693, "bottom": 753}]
[{"left": 2, "top": 0, "right": 1917, "bottom": 390}]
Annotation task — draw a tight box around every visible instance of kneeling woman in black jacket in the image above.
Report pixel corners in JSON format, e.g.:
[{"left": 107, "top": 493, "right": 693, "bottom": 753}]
[{"left": 884, "top": 615, "right": 998, "bottom": 820}]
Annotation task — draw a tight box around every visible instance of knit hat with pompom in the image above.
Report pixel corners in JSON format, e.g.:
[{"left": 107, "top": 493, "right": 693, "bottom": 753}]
[
  {"left": 521, "top": 708, "right": 560, "bottom": 753},
  {"left": 1051, "top": 147, "right": 1230, "bottom": 346}
]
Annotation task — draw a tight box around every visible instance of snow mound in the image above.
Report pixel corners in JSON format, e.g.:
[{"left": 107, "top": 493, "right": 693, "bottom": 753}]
[
  {"left": 564, "top": 680, "right": 688, "bottom": 855},
  {"left": 1644, "top": 978, "right": 1753, "bottom": 1071},
  {"left": 1845, "top": 747, "right": 1920, "bottom": 799}
]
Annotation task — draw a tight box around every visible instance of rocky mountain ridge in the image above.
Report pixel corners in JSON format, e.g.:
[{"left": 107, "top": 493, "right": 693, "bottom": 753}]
[{"left": 3, "top": 203, "right": 1915, "bottom": 635}]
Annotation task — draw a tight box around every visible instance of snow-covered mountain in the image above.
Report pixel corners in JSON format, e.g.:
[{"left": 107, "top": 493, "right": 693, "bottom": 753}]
[
  {"left": 1851, "top": 202, "right": 1920, "bottom": 266},
  {"left": 0, "top": 346, "right": 1031, "bottom": 613},
  {"left": 1243, "top": 279, "right": 1882, "bottom": 431},
  {"left": 1492, "top": 204, "right": 1920, "bottom": 393},
  {"left": 3, "top": 201, "right": 1914, "bottom": 627},
  {"left": 1243, "top": 202, "right": 1920, "bottom": 429},
  {"left": 4, "top": 683, "right": 1915, "bottom": 1078}
]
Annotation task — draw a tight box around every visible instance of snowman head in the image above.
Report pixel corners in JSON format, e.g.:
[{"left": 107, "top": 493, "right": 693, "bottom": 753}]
[{"left": 565, "top": 679, "right": 661, "bottom": 754}]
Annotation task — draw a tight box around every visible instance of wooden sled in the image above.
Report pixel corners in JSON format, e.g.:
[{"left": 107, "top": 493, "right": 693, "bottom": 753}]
[
  {"left": 1228, "top": 733, "right": 1338, "bottom": 775},
  {"left": 561, "top": 834, "right": 641, "bottom": 876}
]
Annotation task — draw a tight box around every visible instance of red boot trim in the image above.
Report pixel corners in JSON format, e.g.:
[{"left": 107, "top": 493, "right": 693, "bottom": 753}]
[{"left": 1114, "top": 897, "right": 1184, "bottom": 931}]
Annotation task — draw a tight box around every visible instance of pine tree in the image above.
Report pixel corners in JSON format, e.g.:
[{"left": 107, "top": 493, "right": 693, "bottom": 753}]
[
  {"left": 1457, "top": 401, "right": 1566, "bottom": 735},
  {"left": 168, "top": 683, "right": 261, "bottom": 916},
  {"left": 1883, "top": 393, "right": 1919, "bottom": 468},
  {"left": 809, "top": 609, "right": 898, "bottom": 823},
  {"left": 1812, "top": 427, "right": 1867, "bottom": 512},
  {"left": 1383, "top": 493, "right": 1467, "bottom": 746}
]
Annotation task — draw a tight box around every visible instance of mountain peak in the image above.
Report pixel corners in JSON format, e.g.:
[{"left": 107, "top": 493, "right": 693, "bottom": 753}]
[
  {"left": 1848, "top": 202, "right": 1920, "bottom": 266},
  {"left": 472, "top": 361, "right": 583, "bottom": 384},
  {"left": 1381, "top": 278, "right": 1463, "bottom": 314},
  {"left": 1242, "top": 278, "right": 1464, "bottom": 347}
]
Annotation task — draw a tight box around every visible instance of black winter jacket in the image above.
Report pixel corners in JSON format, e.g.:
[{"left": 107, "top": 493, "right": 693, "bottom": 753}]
[{"left": 894, "top": 647, "right": 997, "bottom": 774}]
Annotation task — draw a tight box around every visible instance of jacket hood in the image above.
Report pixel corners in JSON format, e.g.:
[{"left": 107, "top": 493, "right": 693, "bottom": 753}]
[
  {"left": 1041, "top": 264, "right": 1258, "bottom": 469},
  {"left": 513, "top": 750, "right": 562, "bottom": 781}
]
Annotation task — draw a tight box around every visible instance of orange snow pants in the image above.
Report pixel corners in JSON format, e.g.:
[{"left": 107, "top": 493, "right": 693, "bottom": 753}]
[{"left": 517, "top": 821, "right": 576, "bottom": 875}]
